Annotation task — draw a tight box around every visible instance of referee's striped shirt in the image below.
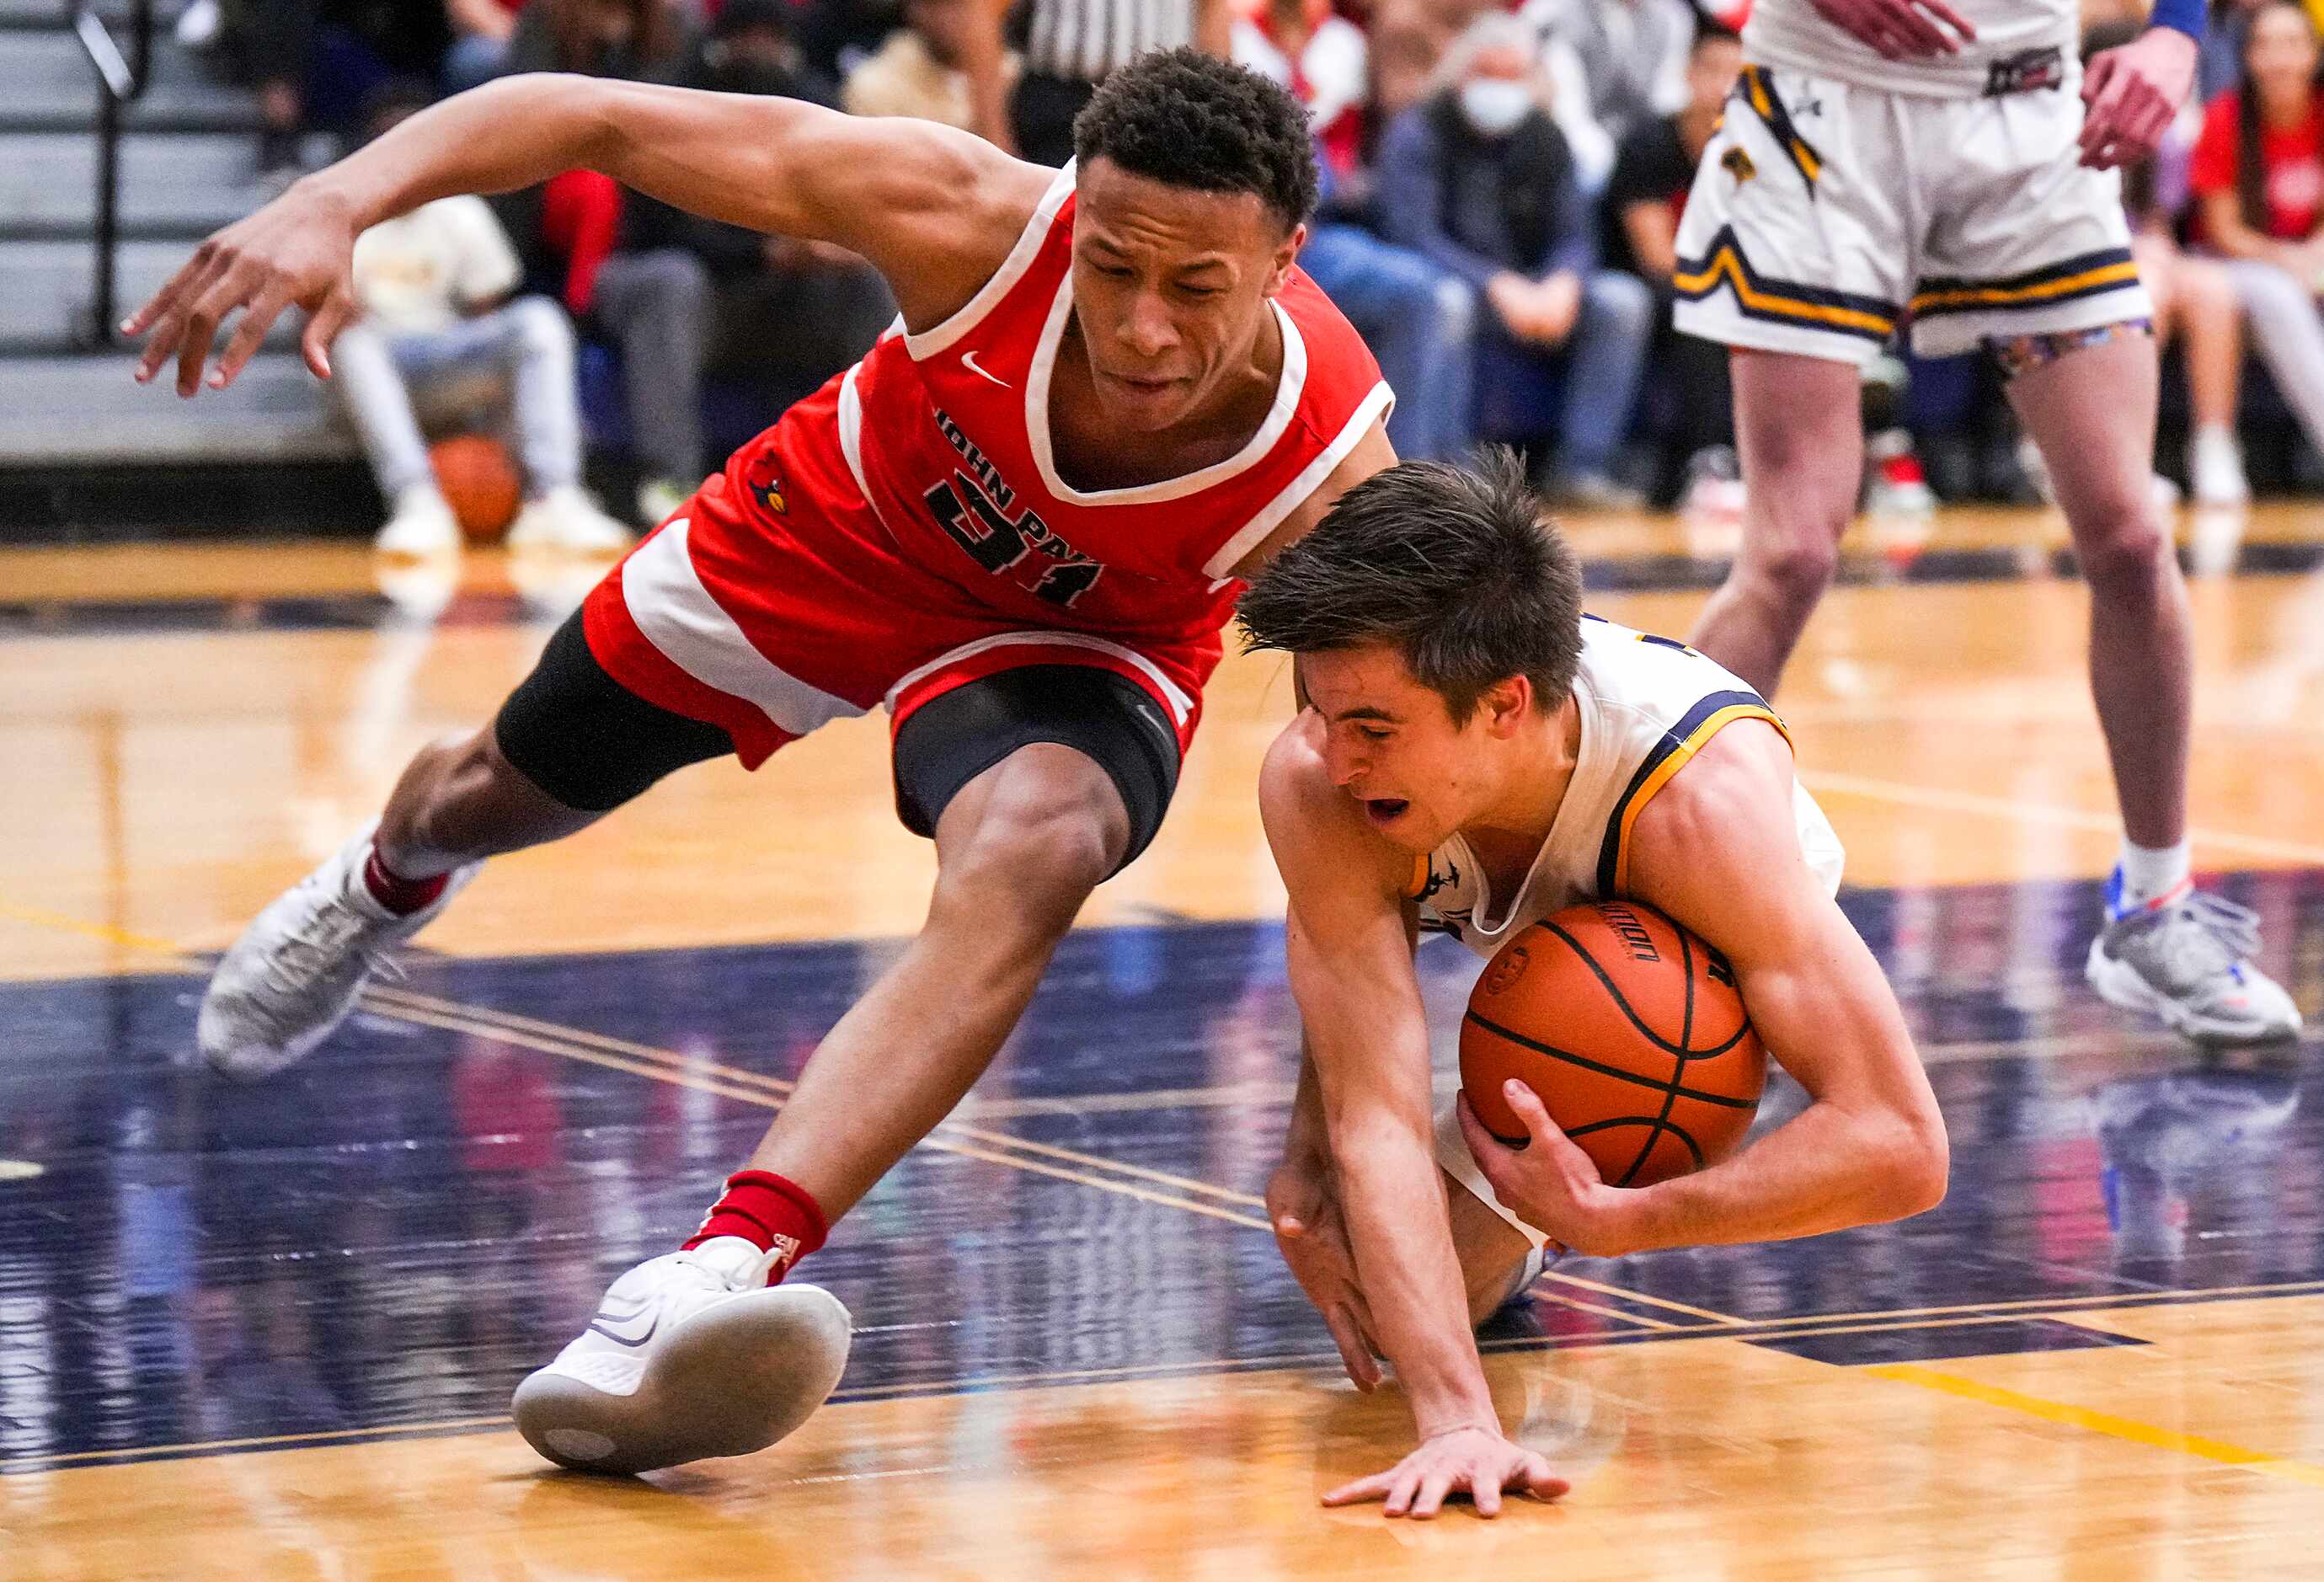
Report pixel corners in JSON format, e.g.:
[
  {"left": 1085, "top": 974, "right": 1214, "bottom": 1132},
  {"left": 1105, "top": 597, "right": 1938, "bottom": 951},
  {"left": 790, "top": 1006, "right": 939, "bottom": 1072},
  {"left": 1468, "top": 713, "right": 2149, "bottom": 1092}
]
[{"left": 1023, "top": 0, "right": 1194, "bottom": 83}]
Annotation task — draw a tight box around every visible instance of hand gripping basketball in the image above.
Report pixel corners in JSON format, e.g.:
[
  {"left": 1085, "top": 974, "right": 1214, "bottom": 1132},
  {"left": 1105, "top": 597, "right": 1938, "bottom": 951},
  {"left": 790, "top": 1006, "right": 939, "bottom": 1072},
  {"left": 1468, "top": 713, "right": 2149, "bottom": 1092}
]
[{"left": 1456, "top": 1087, "right": 1627, "bottom": 1259}]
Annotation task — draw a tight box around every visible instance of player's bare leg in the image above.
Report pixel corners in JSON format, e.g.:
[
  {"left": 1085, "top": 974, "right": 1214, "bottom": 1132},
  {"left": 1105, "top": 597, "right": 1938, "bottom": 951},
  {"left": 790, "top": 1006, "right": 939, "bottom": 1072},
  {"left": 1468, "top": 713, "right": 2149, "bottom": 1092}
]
[
  {"left": 2009, "top": 328, "right": 2298, "bottom": 1045},
  {"left": 1686, "top": 350, "right": 1866, "bottom": 698},
  {"left": 738, "top": 741, "right": 1130, "bottom": 1215},
  {"left": 195, "top": 724, "right": 603, "bottom": 1077},
  {"left": 2004, "top": 331, "right": 2186, "bottom": 850},
  {"left": 1446, "top": 1173, "right": 1543, "bottom": 1325},
  {"left": 514, "top": 741, "right": 1133, "bottom": 1472}
]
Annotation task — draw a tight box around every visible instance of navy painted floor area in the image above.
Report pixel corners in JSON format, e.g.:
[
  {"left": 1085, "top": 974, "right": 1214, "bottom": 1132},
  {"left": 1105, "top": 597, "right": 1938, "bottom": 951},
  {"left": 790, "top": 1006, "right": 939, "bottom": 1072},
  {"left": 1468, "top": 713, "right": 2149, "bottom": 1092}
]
[{"left": 2, "top": 871, "right": 2319, "bottom": 1471}]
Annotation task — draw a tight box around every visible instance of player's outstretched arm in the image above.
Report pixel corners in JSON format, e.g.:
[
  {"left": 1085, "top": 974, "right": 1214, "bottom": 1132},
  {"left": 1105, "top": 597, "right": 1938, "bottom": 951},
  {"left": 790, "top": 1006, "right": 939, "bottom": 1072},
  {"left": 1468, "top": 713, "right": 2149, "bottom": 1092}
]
[
  {"left": 126, "top": 74, "right": 1039, "bottom": 398},
  {"left": 1259, "top": 719, "right": 1566, "bottom": 1518},
  {"left": 1462, "top": 721, "right": 1947, "bottom": 1257}
]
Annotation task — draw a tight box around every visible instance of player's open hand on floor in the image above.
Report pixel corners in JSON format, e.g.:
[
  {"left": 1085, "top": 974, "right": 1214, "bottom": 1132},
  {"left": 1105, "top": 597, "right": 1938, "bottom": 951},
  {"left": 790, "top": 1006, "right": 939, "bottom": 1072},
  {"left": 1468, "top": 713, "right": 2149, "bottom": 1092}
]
[
  {"left": 1322, "top": 1424, "right": 1569, "bottom": 1519},
  {"left": 123, "top": 183, "right": 361, "bottom": 397},
  {"left": 1268, "top": 1157, "right": 1384, "bottom": 1390},
  {"left": 1808, "top": 0, "right": 1974, "bottom": 60},
  {"left": 2080, "top": 29, "right": 2196, "bottom": 170},
  {"left": 1458, "top": 1084, "right": 1632, "bottom": 1259}
]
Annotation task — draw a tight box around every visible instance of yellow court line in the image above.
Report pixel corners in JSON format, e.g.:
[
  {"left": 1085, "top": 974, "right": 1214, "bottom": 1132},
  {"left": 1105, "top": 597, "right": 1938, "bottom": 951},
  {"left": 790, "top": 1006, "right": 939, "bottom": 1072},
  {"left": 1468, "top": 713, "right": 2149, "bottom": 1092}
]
[
  {"left": 1539, "top": 1271, "right": 1749, "bottom": 1327},
  {"left": 1749, "top": 1279, "right": 2324, "bottom": 1331},
  {"left": 0, "top": 896, "right": 195, "bottom": 964},
  {"left": 2, "top": 1414, "right": 513, "bottom": 1470},
  {"left": 1801, "top": 771, "right": 2324, "bottom": 866},
  {"left": 1868, "top": 1364, "right": 2324, "bottom": 1490}
]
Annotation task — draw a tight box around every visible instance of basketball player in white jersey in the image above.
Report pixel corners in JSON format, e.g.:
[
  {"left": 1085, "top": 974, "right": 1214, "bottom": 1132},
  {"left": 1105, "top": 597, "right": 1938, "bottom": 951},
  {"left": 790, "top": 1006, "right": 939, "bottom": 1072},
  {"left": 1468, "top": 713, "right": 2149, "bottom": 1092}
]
[
  {"left": 1670, "top": 0, "right": 2300, "bottom": 1045},
  {"left": 1238, "top": 456, "right": 1948, "bottom": 1517}
]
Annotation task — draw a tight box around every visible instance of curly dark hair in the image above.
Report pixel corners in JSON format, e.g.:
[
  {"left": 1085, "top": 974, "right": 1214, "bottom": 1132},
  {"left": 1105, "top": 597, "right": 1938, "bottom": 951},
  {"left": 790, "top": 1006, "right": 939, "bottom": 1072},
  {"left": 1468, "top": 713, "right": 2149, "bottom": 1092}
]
[
  {"left": 1072, "top": 47, "right": 1319, "bottom": 232},
  {"left": 1237, "top": 450, "right": 1585, "bottom": 721}
]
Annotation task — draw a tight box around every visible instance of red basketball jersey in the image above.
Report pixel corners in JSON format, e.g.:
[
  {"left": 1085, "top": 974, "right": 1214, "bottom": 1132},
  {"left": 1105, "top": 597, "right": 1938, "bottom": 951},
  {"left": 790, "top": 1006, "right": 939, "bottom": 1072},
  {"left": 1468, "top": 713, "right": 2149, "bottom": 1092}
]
[{"left": 722, "top": 162, "right": 1392, "bottom": 657}]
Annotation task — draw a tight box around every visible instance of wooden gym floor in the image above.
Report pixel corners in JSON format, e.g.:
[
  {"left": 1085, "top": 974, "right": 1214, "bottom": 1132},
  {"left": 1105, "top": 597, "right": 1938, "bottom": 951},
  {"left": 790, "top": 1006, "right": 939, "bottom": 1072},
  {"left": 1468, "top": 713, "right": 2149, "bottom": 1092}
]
[{"left": 3, "top": 504, "right": 2323, "bottom": 1578}]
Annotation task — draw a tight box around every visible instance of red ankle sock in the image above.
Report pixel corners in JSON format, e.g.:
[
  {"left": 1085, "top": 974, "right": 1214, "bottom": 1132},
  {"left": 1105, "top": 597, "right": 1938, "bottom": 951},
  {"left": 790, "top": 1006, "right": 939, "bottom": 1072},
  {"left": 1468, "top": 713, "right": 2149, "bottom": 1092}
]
[
  {"left": 362, "top": 844, "right": 449, "bottom": 917},
  {"left": 683, "top": 1169, "right": 828, "bottom": 1284}
]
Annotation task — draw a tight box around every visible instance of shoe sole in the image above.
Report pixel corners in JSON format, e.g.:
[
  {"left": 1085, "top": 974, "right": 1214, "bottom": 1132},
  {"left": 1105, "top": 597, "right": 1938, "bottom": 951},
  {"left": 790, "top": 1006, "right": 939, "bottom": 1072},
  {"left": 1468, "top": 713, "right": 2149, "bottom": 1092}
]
[
  {"left": 512, "top": 1285, "right": 852, "bottom": 1476},
  {"left": 2085, "top": 939, "right": 2301, "bottom": 1050}
]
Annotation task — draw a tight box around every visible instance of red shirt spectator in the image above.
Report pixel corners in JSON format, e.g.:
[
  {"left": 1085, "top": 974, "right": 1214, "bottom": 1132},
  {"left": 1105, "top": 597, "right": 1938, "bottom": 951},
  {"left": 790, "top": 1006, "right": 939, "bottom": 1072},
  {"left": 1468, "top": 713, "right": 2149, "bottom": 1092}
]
[{"left": 2190, "top": 88, "right": 2324, "bottom": 243}]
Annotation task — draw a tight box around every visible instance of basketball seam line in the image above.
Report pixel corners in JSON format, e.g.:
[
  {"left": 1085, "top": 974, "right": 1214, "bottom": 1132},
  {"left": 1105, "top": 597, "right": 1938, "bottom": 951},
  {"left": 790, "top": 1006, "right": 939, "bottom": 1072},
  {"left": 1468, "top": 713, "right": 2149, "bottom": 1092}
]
[
  {"left": 1622, "top": 929, "right": 1697, "bottom": 1187},
  {"left": 1568, "top": 1115, "right": 1707, "bottom": 1169},
  {"left": 1462, "top": 1010, "right": 1758, "bottom": 1108},
  {"left": 1539, "top": 917, "right": 1750, "bottom": 1061}
]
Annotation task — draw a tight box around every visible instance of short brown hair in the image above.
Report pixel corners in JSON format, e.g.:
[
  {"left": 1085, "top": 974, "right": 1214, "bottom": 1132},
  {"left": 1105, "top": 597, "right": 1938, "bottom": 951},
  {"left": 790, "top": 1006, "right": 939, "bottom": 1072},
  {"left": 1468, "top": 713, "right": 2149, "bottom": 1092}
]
[{"left": 1236, "top": 449, "right": 1585, "bottom": 719}]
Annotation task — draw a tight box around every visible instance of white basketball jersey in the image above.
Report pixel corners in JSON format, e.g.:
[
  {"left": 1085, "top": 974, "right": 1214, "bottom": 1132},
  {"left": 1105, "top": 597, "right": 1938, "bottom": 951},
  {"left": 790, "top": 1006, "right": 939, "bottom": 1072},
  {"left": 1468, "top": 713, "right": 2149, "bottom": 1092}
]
[
  {"left": 1744, "top": 0, "right": 2078, "bottom": 99},
  {"left": 1412, "top": 616, "right": 1846, "bottom": 961}
]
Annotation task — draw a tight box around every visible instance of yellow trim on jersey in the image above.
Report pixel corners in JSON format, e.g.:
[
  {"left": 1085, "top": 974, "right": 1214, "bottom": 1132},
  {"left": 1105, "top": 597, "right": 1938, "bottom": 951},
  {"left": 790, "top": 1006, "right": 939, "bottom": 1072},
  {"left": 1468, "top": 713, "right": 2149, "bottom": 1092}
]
[
  {"left": 1406, "top": 852, "right": 1431, "bottom": 902},
  {"left": 1672, "top": 246, "right": 1897, "bottom": 338},
  {"left": 1743, "top": 67, "right": 1821, "bottom": 183},
  {"left": 1609, "top": 704, "right": 1791, "bottom": 894},
  {"left": 1910, "top": 260, "right": 2143, "bottom": 315}
]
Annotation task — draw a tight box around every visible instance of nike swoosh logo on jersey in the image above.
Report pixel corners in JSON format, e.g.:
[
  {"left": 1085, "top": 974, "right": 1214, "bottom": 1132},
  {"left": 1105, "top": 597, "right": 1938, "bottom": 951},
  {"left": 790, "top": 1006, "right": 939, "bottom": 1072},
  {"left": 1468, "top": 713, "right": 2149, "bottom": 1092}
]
[{"left": 961, "top": 349, "right": 1010, "bottom": 388}]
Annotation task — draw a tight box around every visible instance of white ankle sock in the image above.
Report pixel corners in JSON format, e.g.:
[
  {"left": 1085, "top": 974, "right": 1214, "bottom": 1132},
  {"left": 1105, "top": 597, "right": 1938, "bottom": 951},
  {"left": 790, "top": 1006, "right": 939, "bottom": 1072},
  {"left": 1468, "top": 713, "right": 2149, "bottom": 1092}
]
[{"left": 2117, "top": 836, "right": 2192, "bottom": 912}]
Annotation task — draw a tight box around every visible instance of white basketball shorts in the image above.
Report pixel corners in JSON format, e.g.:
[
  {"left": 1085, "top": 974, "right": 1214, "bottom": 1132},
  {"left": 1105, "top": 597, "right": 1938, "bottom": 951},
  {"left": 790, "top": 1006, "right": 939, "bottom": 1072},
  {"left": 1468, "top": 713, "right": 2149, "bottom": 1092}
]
[{"left": 1673, "top": 63, "right": 2153, "bottom": 366}]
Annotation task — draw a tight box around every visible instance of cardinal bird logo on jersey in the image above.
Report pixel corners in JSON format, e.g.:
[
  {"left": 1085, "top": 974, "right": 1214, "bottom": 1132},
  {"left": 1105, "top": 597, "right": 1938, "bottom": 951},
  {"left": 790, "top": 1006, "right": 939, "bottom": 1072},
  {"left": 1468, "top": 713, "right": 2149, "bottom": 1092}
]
[{"left": 743, "top": 455, "right": 788, "bottom": 515}]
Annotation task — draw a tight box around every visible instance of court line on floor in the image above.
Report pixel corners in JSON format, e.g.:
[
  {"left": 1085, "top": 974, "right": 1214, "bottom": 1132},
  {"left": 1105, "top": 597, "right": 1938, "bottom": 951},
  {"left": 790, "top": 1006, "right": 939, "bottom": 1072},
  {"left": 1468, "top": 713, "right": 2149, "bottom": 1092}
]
[
  {"left": 1867, "top": 1364, "right": 2324, "bottom": 1490},
  {"left": 362, "top": 986, "right": 1717, "bottom": 1330},
  {"left": 1802, "top": 771, "right": 2324, "bottom": 867},
  {"left": 365, "top": 997, "right": 1270, "bottom": 1231},
  {"left": 365, "top": 986, "right": 1272, "bottom": 1213},
  {"left": 0, "top": 896, "right": 197, "bottom": 966}
]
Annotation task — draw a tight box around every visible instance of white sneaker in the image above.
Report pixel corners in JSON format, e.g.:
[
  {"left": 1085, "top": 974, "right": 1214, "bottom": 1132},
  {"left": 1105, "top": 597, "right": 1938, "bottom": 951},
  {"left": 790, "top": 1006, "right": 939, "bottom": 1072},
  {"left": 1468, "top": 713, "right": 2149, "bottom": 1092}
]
[
  {"left": 375, "top": 484, "right": 460, "bottom": 558},
  {"left": 508, "top": 484, "right": 633, "bottom": 555},
  {"left": 2085, "top": 873, "right": 2302, "bottom": 1048},
  {"left": 196, "top": 825, "right": 478, "bottom": 1078},
  {"left": 513, "top": 1237, "right": 852, "bottom": 1475},
  {"left": 2187, "top": 425, "right": 2251, "bottom": 509}
]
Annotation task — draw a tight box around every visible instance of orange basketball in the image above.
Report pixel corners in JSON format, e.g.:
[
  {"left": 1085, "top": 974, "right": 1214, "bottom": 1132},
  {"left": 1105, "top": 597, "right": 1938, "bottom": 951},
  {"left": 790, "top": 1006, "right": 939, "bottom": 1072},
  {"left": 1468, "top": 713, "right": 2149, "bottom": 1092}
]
[
  {"left": 429, "top": 434, "right": 522, "bottom": 543},
  {"left": 1460, "top": 901, "right": 1766, "bottom": 1188}
]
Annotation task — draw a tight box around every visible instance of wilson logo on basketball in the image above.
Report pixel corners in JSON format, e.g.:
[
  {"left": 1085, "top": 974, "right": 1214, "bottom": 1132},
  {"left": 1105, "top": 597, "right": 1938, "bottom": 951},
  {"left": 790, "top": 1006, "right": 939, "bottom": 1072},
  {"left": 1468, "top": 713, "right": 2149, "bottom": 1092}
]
[
  {"left": 1599, "top": 903, "right": 1664, "bottom": 964},
  {"left": 1483, "top": 944, "right": 1530, "bottom": 997}
]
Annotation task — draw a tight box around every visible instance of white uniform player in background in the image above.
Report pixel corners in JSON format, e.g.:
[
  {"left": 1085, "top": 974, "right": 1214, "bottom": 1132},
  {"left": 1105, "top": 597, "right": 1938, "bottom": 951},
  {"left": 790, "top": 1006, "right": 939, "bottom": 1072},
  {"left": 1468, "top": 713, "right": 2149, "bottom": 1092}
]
[{"left": 1670, "top": 0, "right": 2301, "bottom": 1047}]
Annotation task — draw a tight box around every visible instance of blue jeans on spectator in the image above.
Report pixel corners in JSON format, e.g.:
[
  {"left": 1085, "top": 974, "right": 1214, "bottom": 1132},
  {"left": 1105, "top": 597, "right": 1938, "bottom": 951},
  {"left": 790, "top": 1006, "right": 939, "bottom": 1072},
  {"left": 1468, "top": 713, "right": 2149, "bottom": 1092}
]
[
  {"left": 1300, "top": 223, "right": 1477, "bottom": 462},
  {"left": 1473, "top": 270, "right": 1654, "bottom": 483}
]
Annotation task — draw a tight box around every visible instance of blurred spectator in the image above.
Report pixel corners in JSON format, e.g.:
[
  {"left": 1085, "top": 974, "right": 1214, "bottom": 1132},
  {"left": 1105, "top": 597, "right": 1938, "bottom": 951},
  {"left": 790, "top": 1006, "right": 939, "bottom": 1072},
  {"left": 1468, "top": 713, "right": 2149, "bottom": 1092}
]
[
  {"left": 225, "top": 0, "right": 451, "bottom": 184},
  {"left": 1376, "top": 13, "right": 1654, "bottom": 504},
  {"left": 1303, "top": 150, "right": 1478, "bottom": 461},
  {"left": 844, "top": 0, "right": 1018, "bottom": 141},
  {"left": 1365, "top": 0, "right": 1484, "bottom": 127},
  {"left": 441, "top": 0, "right": 523, "bottom": 93},
  {"left": 1524, "top": 0, "right": 1696, "bottom": 189},
  {"left": 1602, "top": 23, "right": 1741, "bottom": 509},
  {"left": 2191, "top": 0, "right": 2324, "bottom": 486},
  {"left": 499, "top": 0, "right": 680, "bottom": 78},
  {"left": 2078, "top": 19, "right": 2252, "bottom": 505},
  {"left": 1012, "top": 0, "right": 1231, "bottom": 165},
  {"left": 1232, "top": 0, "right": 1370, "bottom": 177},
  {"left": 2200, "top": 0, "right": 2273, "bottom": 102},
  {"left": 640, "top": 0, "right": 895, "bottom": 420},
  {"left": 333, "top": 83, "right": 630, "bottom": 555},
  {"left": 499, "top": 0, "right": 699, "bottom": 521}
]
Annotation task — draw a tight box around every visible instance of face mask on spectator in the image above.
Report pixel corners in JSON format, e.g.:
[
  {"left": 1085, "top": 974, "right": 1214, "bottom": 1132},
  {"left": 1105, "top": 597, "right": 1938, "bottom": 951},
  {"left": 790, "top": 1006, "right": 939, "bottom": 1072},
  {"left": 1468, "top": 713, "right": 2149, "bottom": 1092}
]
[{"left": 1459, "top": 78, "right": 1533, "bottom": 137}]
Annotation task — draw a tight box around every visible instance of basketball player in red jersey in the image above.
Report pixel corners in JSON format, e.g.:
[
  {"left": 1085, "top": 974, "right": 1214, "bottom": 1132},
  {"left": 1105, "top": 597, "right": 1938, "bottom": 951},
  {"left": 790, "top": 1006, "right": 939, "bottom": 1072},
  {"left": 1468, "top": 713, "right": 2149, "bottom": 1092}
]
[
  {"left": 1238, "top": 457, "right": 1947, "bottom": 1517},
  {"left": 124, "top": 51, "right": 1394, "bottom": 1474}
]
